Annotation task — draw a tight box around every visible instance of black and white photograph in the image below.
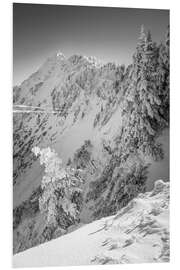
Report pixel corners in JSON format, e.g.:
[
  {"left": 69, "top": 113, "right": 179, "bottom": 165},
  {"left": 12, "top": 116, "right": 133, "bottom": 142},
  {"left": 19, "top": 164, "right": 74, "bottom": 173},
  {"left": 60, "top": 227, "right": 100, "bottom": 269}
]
[{"left": 12, "top": 3, "right": 169, "bottom": 267}]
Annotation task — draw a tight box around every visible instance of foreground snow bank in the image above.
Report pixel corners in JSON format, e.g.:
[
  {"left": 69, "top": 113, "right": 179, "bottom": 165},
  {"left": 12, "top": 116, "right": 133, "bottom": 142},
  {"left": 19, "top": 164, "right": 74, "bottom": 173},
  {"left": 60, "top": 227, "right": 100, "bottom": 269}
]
[{"left": 13, "top": 180, "right": 169, "bottom": 267}]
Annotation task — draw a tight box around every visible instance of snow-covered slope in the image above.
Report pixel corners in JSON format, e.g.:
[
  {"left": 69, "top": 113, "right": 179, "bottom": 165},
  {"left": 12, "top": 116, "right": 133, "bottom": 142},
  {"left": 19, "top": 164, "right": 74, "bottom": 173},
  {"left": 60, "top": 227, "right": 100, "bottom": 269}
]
[
  {"left": 13, "top": 179, "right": 169, "bottom": 267},
  {"left": 13, "top": 54, "right": 124, "bottom": 208}
]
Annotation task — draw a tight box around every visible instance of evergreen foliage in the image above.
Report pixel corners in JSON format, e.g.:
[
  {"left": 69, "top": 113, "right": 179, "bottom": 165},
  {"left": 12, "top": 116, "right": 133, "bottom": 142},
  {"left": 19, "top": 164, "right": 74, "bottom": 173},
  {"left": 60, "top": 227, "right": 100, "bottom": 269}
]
[
  {"left": 121, "top": 25, "right": 169, "bottom": 160},
  {"left": 87, "top": 25, "right": 169, "bottom": 219},
  {"left": 87, "top": 157, "right": 148, "bottom": 218}
]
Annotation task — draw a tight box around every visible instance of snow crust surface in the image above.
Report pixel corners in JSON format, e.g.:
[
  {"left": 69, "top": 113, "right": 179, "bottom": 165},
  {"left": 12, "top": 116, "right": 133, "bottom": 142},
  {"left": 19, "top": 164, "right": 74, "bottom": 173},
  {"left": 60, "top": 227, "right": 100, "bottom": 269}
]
[{"left": 13, "top": 179, "right": 169, "bottom": 267}]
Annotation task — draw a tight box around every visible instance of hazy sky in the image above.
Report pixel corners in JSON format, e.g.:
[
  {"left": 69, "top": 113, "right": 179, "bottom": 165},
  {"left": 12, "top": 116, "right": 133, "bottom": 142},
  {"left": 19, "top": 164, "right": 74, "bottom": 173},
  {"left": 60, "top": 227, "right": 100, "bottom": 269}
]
[{"left": 13, "top": 3, "right": 169, "bottom": 85}]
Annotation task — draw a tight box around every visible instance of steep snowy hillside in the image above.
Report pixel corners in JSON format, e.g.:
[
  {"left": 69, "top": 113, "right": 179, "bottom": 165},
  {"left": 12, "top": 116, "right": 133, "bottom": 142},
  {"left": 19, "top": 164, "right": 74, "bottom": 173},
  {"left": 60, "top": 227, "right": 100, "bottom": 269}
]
[
  {"left": 13, "top": 54, "right": 125, "bottom": 208},
  {"left": 13, "top": 179, "right": 169, "bottom": 267}
]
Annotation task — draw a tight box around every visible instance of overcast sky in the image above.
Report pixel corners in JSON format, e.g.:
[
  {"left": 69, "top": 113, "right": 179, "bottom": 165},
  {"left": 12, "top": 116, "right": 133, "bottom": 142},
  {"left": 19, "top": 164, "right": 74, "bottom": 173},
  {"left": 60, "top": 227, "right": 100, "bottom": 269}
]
[{"left": 13, "top": 3, "right": 169, "bottom": 85}]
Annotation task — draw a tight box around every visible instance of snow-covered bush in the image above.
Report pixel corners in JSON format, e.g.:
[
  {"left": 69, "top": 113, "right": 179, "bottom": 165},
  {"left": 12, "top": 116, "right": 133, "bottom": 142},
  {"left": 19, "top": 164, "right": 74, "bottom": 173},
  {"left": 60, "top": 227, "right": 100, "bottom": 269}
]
[{"left": 32, "top": 146, "right": 83, "bottom": 226}]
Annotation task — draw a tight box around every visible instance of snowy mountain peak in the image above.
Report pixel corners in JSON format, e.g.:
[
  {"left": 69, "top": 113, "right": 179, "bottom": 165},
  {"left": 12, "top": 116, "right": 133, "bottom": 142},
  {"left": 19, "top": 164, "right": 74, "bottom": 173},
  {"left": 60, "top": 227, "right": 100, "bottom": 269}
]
[{"left": 56, "top": 51, "right": 65, "bottom": 58}]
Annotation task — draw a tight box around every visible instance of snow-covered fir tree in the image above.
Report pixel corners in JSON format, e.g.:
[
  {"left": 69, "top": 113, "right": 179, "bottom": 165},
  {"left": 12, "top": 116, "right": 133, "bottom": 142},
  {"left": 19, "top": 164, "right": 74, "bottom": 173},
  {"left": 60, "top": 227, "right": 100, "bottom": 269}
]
[
  {"left": 32, "top": 147, "right": 83, "bottom": 227},
  {"left": 121, "top": 25, "right": 168, "bottom": 160}
]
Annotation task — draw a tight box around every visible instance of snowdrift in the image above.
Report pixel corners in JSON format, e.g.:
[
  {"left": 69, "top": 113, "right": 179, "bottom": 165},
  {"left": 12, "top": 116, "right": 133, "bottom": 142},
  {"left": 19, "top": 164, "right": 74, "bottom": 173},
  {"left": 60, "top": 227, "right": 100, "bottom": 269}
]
[{"left": 13, "top": 179, "right": 169, "bottom": 267}]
